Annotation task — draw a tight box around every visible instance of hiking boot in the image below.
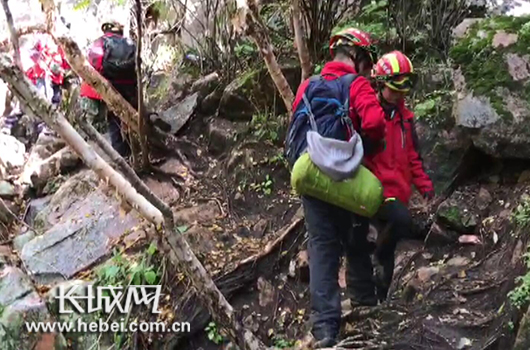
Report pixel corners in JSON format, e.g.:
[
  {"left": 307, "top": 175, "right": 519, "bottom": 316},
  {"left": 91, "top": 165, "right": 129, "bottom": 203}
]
[{"left": 312, "top": 325, "right": 338, "bottom": 349}]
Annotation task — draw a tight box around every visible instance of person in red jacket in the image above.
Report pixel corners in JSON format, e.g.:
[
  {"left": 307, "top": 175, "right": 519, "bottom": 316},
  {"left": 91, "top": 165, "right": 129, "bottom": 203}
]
[
  {"left": 25, "top": 49, "right": 47, "bottom": 96},
  {"left": 37, "top": 38, "right": 71, "bottom": 106},
  {"left": 80, "top": 20, "right": 137, "bottom": 157},
  {"left": 364, "top": 51, "right": 434, "bottom": 301},
  {"left": 290, "top": 28, "right": 387, "bottom": 348}
]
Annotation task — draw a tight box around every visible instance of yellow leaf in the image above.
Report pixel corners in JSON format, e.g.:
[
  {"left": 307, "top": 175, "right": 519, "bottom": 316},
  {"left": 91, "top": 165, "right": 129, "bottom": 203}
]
[
  {"left": 119, "top": 207, "right": 127, "bottom": 219},
  {"left": 267, "top": 328, "right": 274, "bottom": 337}
]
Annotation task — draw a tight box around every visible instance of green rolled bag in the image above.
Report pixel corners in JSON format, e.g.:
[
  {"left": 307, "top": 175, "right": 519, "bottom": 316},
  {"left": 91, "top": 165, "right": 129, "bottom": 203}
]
[{"left": 291, "top": 153, "right": 384, "bottom": 218}]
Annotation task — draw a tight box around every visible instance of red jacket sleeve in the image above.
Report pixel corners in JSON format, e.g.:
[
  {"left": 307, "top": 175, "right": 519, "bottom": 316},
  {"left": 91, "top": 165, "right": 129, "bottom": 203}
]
[
  {"left": 87, "top": 37, "right": 105, "bottom": 72},
  {"left": 349, "top": 77, "right": 386, "bottom": 142},
  {"left": 292, "top": 79, "right": 310, "bottom": 113},
  {"left": 408, "top": 118, "right": 434, "bottom": 195}
]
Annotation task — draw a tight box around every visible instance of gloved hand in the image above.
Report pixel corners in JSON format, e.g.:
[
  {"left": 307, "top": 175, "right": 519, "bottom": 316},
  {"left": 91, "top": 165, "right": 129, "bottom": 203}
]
[{"left": 423, "top": 190, "right": 435, "bottom": 200}]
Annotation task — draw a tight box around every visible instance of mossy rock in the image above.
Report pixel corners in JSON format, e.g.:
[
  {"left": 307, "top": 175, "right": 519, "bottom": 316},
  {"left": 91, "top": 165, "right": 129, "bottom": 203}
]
[
  {"left": 450, "top": 16, "right": 530, "bottom": 159},
  {"left": 219, "top": 63, "right": 301, "bottom": 121},
  {"left": 437, "top": 196, "right": 478, "bottom": 234}
]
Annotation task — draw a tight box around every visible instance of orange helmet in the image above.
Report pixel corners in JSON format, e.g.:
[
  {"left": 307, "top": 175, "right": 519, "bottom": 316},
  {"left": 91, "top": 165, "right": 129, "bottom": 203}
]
[
  {"left": 373, "top": 51, "right": 417, "bottom": 92},
  {"left": 329, "top": 28, "right": 378, "bottom": 64}
]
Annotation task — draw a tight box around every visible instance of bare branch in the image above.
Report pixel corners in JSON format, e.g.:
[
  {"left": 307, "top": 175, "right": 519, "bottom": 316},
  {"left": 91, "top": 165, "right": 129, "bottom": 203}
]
[
  {"left": 135, "top": 0, "right": 149, "bottom": 168},
  {"left": 236, "top": 0, "right": 295, "bottom": 115},
  {"left": 292, "top": 0, "right": 312, "bottom": 81},
  {"left": 1, "top": 0, "right": 22, "bottom": 68},
  {"left": 0, "top": 25, "right": 48, "bottom": 52}
]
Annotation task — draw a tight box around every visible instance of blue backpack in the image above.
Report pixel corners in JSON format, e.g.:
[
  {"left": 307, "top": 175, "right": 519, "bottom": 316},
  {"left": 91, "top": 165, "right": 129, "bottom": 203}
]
[{"left": 285, "top": 73, "right": 359, "bottom": 167}]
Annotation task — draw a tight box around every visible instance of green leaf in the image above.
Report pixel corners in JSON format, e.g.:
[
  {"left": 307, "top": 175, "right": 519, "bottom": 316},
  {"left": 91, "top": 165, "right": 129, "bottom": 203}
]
[
  {"left": 131, "top": 272, "right": 142, "bottom": 285},
  {"left": 104, "top": 265, "right": 120, "bottom": 280},
  {"left": 147, "top": 242, "right": 157, "bottom": 256},
  {"left": 73, "top": 0, "right": 91, "bottom": 11},
  {"left": 208, "top": 333, "right": 215, "bottom": 341},
  {"left": 177, "top": 225, "right": 189, "bottom": 234},
  {"left": 144, "top": 270, "right": 157, "bottom": 285}
]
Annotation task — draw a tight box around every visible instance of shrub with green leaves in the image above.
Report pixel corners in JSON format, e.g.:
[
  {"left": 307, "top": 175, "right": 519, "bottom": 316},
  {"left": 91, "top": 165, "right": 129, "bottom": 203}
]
[
  {"left": 205, "top": 322, "right": 224, "bottom": 345},
  {"left": 96, "top": 243, "right": 160, "bottom": 287},
  {"left": 509, "top": 249, "right": 530, "bottom": 308},
  {"left": 512, "top": 197, "right": 530, "bottom": 227}
]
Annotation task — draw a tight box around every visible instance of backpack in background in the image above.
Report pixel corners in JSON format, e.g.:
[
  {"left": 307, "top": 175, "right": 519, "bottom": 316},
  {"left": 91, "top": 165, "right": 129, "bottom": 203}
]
[{"left": 101, "top": 34, "right": 137, "bottom": 81}]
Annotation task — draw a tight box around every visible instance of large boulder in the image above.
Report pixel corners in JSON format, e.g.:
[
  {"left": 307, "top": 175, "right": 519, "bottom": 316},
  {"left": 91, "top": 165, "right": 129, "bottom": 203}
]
[
  {"left": 413, "top": 64, "right": 472, "bottom": 193},
  {"left": 436, "top": 188, "right": 480, "bottom": 234},
  {"left": 151, "top": 92, "right": 199, "bottom": 135},
  {"left": 22, "top": 170, "right": 142, "bottom": 284},
  {"left": 21, "top": 146, "right": 80, "bottom": 191},
  {"left": 450, "top": 16, "right": 530, "bottom": 159},
  {"left": 207, "top": 118, "right": 248, "bottom": 155},
  {"left": 219, "top": 64, "right": 301, "bottom": 121},
  {"left": 0, "top": 266, "right": 67, "bottom": 349},
  {"left": 0, "top": 133, "right": 25, "bottom": 179}
]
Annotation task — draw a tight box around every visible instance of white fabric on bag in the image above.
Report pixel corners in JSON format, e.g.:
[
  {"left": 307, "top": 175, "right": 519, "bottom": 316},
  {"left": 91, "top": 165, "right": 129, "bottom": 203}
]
[
  {"left": 306, "top": 130, "right": 364, "bottom": 181},
  {"left": 302, "top": 93, "right": 364, "bottom": 181}
]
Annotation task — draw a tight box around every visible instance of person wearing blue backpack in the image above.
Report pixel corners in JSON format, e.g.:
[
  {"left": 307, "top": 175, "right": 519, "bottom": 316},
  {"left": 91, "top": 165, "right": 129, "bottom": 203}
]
[{"left": 285, "top": 28, "right": 388, "bottom": 347}]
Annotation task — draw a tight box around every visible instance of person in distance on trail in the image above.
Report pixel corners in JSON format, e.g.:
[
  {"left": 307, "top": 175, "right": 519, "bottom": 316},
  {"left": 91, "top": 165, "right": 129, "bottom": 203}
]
[
  {"left": 287, "top": 28, "right": 387, "bottom": 348},
  {"left": 25, "top": 49, "right": 47, "bottom": 96},
  {"left": 364, "top": 50, "right": 435, "bottom": 302},
  {"left": 79, "top": 20, "right": 137, "bottom": 157},
  {"left": 34, "top": 36, "right": 71, "bottom": 107}
]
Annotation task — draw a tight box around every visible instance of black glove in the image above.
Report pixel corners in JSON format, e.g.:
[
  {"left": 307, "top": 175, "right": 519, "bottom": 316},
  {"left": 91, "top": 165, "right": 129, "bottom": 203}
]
[{"left": 423, "top": 190, "right": 435, "bottom": 200}]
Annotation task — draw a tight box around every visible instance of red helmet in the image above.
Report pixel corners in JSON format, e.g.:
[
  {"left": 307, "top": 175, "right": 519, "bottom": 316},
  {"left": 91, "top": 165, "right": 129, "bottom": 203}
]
[
  {"left": 329, "top": 28, "right": 378, "bottom": 64},
  {"left": 373, "top": 51, "right": 417, "bottom": 92}
]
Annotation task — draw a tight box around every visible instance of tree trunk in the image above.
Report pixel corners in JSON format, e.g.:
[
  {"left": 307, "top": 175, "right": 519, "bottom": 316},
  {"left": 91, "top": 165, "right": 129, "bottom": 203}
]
[
  {"left": 292, "top": 0, "right": 312, "bottom": 81},
  {"left": 39, "top": 0, "right": 57, "bottom": 33},
  {"left": 0, "top": 55, "right": 267, "bottom": 350},
  {"left": 242, "top": 0, "right": 295, "bottom": 114},
  {"left": 1, "top": 0, "right": 21, "bottom": 69},
  {"left": 135, "top": 0, "right": 149, "bottom": 168}
]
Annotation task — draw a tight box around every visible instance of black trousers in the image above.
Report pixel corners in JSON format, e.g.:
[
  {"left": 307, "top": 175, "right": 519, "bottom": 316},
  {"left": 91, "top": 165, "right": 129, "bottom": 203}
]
[
  {"left": 372, "top": 199, "right": 414, "bottom": 300},
  {"left": 51, "top": 83, "right": 62, "bottom": 105},
  {"left": 302, "top": 195, "right": 376, "bottom": 340},
  {"left": 108, "top": 83, "right": 138, "bottom": 157}
]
